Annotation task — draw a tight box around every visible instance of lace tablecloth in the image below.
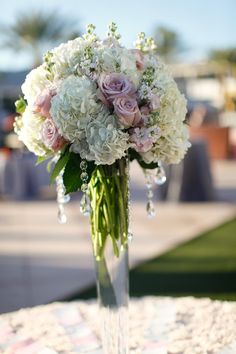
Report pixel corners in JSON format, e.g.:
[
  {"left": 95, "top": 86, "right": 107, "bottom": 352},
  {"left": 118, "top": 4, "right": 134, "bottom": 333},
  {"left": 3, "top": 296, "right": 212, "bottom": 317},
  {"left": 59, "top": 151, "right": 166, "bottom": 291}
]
[{"left": 1, "top": 297, "right": 236, "bottom": 354}]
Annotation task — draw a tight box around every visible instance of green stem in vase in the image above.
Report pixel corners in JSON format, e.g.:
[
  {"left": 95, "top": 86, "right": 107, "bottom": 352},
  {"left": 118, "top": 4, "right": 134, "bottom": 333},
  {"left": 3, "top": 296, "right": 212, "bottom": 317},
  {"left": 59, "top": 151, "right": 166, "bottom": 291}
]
[
  {"left": 89, "top": 158, "right": 129, "bottom": 260},
  {"left": 96, "top": 257, "right": 118, "bottom": 307},
  {"left": 114, "top": 175, "right": 125, "bottom": 244}
]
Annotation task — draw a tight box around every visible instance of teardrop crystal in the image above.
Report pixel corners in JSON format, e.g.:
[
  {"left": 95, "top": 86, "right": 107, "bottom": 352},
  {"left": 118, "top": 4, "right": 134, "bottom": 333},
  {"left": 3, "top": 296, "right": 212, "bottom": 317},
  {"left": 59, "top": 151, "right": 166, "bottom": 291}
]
[
  {"left": 57, "top": 209, "right": 67, "bottom": 224},
  {"left": 80, "top": 193, "right": 92, "bottom": 216},
  {"left": 155, "top": 166, "right": 167, "bottom": 185},
  {"left": 56, "top": 171, "right": 69, "bottom": 223},
  {"left": 146, "top": 200, "right": 156, "bottom": 218}
]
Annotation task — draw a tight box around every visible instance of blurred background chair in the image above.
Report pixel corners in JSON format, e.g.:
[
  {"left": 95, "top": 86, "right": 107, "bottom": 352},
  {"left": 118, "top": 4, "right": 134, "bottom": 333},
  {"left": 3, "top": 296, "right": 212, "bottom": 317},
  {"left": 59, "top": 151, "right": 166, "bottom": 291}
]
[
  {"left": 158, "top": 140, "right": 215, "bottom": 202},
  {"left": 3, "top": 151, "right": 51, "bottom": 200}
]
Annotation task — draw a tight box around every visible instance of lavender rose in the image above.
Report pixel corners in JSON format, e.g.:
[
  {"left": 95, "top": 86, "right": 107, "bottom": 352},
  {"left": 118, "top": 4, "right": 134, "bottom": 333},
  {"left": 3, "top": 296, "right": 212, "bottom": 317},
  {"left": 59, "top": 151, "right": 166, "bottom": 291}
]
[
  {"left": 33, "top": 89, "right": 55, "bottom": 118},
  {"left": 41, "top": 118, "right": 66, "bottom": 151},
  {"left": 113, "top": 96, "right": 142, "bottom": 128},
  {"left": 97, "top": 73, "right": 135, "bottom": 105}
]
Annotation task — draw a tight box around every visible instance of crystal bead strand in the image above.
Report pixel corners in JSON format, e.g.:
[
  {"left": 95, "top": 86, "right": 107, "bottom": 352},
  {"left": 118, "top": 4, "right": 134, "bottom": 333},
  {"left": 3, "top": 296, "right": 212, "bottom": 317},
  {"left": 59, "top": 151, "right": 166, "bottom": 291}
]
[
  {"left": 145, "top": 171, "right": 156, "bottom": 218},
  {"left": 56, "top": 170, "right": 70, "bottom": 224},
  {"left": 79, "top": 160, "right": 92, "bottom": 216}
]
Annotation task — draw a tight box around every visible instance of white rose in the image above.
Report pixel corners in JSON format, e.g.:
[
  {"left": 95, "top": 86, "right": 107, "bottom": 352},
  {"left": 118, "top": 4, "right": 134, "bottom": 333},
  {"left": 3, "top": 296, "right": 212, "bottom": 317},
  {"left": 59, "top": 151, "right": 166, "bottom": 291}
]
[
  {"left": 22, "top": 65, "right": 52, "bottom": 106},
  {"left": 16, "top": 107, "right": 49, "bottom": 156}
]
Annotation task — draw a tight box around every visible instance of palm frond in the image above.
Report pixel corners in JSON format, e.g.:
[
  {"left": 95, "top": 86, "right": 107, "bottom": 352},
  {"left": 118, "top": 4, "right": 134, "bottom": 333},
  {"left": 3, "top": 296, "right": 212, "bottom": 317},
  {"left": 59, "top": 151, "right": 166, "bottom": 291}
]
[{"left": 0, "top": 9, "right": 81, "bottom": 65}]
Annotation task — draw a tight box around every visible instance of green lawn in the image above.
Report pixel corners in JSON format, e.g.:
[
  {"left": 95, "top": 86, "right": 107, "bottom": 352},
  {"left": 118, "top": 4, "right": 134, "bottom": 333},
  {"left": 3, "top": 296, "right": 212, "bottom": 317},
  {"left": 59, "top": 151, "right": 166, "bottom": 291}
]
[
  {"left": 130, "top": 217, "right": 236, "bottom": 300},
  {"left": 68, "top": 217, "right": 236, "bottom": 301}
]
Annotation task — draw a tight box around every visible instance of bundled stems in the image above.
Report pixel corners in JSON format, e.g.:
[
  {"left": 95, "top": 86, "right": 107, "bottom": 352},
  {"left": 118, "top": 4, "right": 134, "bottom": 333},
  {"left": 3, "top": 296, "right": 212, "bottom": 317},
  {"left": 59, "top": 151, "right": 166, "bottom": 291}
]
[{"left": 89, "top": 157, "right": 129, "bottom": 260}]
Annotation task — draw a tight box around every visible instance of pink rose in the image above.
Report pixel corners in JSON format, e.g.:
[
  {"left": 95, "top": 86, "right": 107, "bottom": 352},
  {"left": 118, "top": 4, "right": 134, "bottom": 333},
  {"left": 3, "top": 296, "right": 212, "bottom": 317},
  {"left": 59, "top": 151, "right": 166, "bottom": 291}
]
[
  {"left": 149, "top": 93, "right": 160, "bottom": 112},
  {"left": 129, "top": 127, "right": 154, "bottom": 153},
  {"left": 33, "top": 89, "right": 55, "bottom": 118},
  {"left": 113, "top": 96, "right": 142, "bottom": 128},
  {"left": 41, "top": 119, "right": 66, "bottom": 151},
  {"left": 131, "top": 49, "right": 144, "bottom": 71},
  {"left": 97, "top": 73, "right": 135, "bottom": 105}
]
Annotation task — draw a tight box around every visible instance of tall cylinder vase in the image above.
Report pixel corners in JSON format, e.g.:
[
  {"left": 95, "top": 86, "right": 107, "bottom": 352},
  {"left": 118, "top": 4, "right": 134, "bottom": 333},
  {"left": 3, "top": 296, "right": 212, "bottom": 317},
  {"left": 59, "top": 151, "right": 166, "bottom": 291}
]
[{"left": 89, "top": 158, "right": 129, "bottom": 354}]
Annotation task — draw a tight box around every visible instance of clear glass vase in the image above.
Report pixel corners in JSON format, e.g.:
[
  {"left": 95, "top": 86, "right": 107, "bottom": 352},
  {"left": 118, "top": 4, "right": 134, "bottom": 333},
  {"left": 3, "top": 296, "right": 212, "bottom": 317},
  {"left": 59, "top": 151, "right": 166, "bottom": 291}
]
[
  {"left": 89, "top": 158, "right": 129, "bottom": 354},
  {"left": 95, "top": 244, "right": 129, "bottom": 354}
]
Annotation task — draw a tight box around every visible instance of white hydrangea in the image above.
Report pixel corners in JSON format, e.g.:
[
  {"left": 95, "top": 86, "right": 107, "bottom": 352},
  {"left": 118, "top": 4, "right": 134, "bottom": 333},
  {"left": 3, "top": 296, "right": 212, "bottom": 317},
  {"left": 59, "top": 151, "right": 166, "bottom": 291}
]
[
  {"left": 22, "top": 65, "right": 52, "bottom": 105},
  {"left": 141, "top": 125, "right": 190, "bottom": 164},
  {"left": 72, "top": 112, "right": 129, "bottom": 165},
  {"left": 16, "top": 107, "right": 49, "bottom": 156},
  {"left": 51, "top": 37, "right": 97, "bottom": 80},
  {"left": 120, "top": 48, "right": 141, "bottom": 87},
  {"left": 97, "top": 46, "right": 120, "bottom": 73},
  {"left": 137, "top": 57, "right": 190, "bottom": 165},
  {"left": 97, "top": 46, "right": 140, "bottom": 86},
  {"left": 50, "top": 75, "right": 103, "bottom": 142}
]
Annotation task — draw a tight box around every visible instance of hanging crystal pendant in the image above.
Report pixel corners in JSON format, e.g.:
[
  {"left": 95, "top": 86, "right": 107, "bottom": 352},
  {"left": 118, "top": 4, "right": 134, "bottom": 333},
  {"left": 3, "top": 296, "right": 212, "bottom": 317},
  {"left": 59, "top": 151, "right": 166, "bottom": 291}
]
[
  {"left": 80, "top": 193, "right": 92, "bottom": 216},
  {"left": 147, "top": 189, "right": 154, "bottom": 199},
  {"left": 57, "top": 204, "right": 67, "bottom": 224},
  {"left": 56, "top": 170, "right": 70, "bottom": 224},
  {"left": 146, "top": 200, "right": 156, "bottom": 218},
  {"left": 155, "top": 163, "right": 167, "bottom": 185},
  {"left": 79, "top": 160, "right": 92, "bottom": 216},
  {"left": 144, "top": 170, "right": 156, "bottom": 218}
]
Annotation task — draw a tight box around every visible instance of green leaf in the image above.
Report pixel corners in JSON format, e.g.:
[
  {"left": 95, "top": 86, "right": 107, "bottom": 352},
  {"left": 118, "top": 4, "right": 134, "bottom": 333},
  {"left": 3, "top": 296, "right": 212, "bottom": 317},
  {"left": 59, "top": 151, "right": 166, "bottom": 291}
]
[
  {"left": 129, "top": 148, "right": 158, "bottom": 169},
  {"left": 49, "top": 146, "right": 70, "bottom": 184},
  {"left": 137, "top": 159, "right": 159, "bottom": 169},
  {"left": 15, "top": 97, "right": 27, "bottom": 114},
  {"left": 36, "top": 155, "right": 49, "bottom": 165},
  {"left": 47, "top": 158, "right": 54, "bottom": 173},
  {"left": 63, "top": 153, "right": 95, "bottom": 194},
  {"left": 62, "top": 153, "right": 82, "bottom": 194}
]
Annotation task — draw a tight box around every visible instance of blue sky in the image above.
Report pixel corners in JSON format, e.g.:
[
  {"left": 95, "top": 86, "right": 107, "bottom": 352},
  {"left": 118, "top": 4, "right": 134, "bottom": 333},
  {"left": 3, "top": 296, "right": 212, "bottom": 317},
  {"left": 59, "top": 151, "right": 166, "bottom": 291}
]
[{"left": 1, "top": 0, "right": 236, "bottom": 71}]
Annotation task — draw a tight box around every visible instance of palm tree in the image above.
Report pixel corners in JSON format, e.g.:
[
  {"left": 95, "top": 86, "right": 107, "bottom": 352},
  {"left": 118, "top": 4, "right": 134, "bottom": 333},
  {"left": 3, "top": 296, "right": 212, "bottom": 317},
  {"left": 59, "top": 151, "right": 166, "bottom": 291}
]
[
  {"left": 1, "top": 10, "right": 80, "bottom": 67},
  {"left": 153, "top": 26, "right": 184, "bottom": 63},
  {"left": 209, "top": 48, "right": 236, "bottom": 66}
]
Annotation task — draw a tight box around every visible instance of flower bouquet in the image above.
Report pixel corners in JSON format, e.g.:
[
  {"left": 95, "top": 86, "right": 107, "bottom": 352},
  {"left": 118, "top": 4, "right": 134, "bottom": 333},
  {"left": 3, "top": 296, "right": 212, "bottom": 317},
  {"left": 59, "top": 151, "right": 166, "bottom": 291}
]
[{"left": 15, "top": 23, "right": 190, "bottom": 353}]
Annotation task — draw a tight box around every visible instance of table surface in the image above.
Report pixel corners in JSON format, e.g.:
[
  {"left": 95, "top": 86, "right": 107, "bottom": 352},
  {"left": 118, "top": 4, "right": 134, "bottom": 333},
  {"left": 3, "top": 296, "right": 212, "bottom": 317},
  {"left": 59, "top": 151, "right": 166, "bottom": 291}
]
[{"left": 0, "top": 297, "right": 236, "bottom": 354}]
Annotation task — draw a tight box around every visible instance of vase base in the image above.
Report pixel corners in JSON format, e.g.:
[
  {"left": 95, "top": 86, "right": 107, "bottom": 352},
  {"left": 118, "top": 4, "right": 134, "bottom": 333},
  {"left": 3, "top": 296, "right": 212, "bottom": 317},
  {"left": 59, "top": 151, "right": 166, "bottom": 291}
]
[{"left": 99, "top": 305, "right": 129, "bottom": 354}]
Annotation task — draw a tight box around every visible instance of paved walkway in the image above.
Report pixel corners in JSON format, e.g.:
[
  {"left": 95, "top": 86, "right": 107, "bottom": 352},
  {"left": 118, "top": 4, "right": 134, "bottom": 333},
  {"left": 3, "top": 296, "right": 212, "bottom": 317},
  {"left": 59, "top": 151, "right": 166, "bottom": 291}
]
[
  {"left": 0, "top": 159, "right": 236, "bottom": 313},
  {"left": 0, "top": 197, "right": 236, "bottom": 314}
]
